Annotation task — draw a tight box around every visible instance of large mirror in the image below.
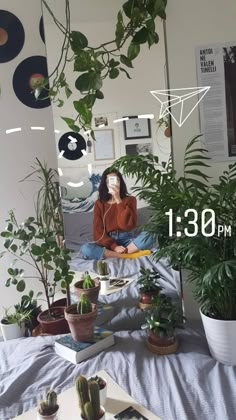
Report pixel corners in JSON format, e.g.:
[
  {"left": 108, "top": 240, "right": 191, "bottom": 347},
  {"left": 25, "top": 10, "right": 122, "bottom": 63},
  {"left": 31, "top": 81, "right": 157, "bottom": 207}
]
[{"left": 42, "top": 0, "right": 178, "bottom": 311}]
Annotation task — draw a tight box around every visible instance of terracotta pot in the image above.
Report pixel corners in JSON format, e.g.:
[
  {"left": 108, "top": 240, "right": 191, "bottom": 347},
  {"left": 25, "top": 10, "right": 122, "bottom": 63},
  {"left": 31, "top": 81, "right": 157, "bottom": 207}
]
[
  {"left": 140, "top": 290, "right": 159, "bottom": 304},
  {"left": 149, "top": 329, "right": 175, "bottom": 347},
  {"left": 64, "top": 303, "right": 97, "bottom": 341},
  {"left": 37, "top": 307, "right": 69, "bottom": 335},
  {"left": 164, "top": 127, "right": 171, "bottom": 137},
  {"left": 74, "top": 279, "right": 100, "bottom": 304}
]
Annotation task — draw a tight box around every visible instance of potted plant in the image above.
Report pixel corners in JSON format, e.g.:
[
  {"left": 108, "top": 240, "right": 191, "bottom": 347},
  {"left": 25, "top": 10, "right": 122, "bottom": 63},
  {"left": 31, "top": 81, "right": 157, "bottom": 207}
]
[
  {"left": 157, "top": 116, "right": 171, "bottom": 138},
  {"left": 14, "top": 291, "right": 42, "bottom": 333},
  {"left": 37, "top": 390, "right": 59, "bottom": 420},
  {"left": 65, "top": 294, "right": 97, "bottom": 341},
  {"left": 0, "top": 306, "right": 32, "bottom": 341},
  {"left": 142, "top": 294, "right": 182, "bottom": 355},
  {"left": 76, "top": 375, "right": 105, "bottom": 420},
  {"left": 88, "top": 375, "right": 107, "bottom": 407},
  {"left": 115, "top": 136, "right": 236, "bottom": 365},
  {"left": 96, "top": 260, "right": 110, "bottom": 294},
  {"left": 74, "top": 271, "right": 100, "bottom": 304},
  {"left": 137, "top": 267, "right": 162, "bottom": 309}
]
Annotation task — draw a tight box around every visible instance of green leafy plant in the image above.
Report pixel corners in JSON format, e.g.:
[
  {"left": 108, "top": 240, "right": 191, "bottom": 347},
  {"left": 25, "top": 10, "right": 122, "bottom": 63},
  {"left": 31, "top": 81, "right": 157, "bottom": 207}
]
[
  {"left": 40, "top": 0, "right": 167, "bottom": 135},
  {"left": 114, "top": 135, "right": 236, "bottom": 320},
  {"left": 137, "top": 266, "right": 162, "bottom": 292},
  {"left": 14, "top": 290, "right": 42, "bottom": 329},
  {"left": 1, "top": 210, "right": 74, "bottom": 318},
  {"left": 38, "top": 390, "right": 59, "bottom": 416},
  {"left": 1, "top": 306, "right": 33, "bottom": 326},
  {"left": 142, "top": 294, "right": 183, "bottom": 337},
  {"left": 76, "top": 375, "right": 101, "bottom": 420}
]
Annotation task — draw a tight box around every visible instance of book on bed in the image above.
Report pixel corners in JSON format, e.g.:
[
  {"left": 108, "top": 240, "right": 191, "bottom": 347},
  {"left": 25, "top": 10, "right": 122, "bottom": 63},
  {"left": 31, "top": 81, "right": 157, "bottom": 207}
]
[{"left": 54, "top": 327, "right": 115, "bottom": 364}]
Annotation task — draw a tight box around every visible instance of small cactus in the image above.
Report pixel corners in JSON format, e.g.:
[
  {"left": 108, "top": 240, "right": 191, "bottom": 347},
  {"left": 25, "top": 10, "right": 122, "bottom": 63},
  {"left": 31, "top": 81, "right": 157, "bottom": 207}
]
[
  {"left": 76, "top": 376, "right": 101, "bottom": 420},
  {"left": 96, "top": 260, "right": 109, "bottom": 276},
  {"left": 77, "top": 294, "right": 92, "bottom": 314},
  {"left": 83, "top": 271, "right": 95, "bottom": 289},
  {"left": 38, "top": 389, "right": 58, "bottom": 416}
]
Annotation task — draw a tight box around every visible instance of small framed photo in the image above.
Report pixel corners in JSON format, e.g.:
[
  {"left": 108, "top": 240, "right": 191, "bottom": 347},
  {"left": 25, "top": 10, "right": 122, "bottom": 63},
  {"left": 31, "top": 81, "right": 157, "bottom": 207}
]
[
  {"left": 125, "top": 143, "right": 152, "bottom": 156},
  {"left": 123, "top": 116, "right": 151, "bottom": 140},
  {"left": 94, "top": 116, "right": 108, "bottom": 128},
  {"left": 94, "top": 129, "right": 115, "bottom": 160}
]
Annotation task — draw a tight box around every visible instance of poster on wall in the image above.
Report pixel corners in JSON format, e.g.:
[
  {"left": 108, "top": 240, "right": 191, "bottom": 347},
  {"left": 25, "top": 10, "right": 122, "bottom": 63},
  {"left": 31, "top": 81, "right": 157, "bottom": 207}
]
[{"left": 196, "top": 42, "right": 236, "bottom": 161}]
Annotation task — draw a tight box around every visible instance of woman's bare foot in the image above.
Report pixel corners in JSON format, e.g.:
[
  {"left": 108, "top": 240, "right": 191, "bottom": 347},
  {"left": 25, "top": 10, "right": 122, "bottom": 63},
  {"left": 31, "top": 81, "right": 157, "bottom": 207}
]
[
  {"left": 126, "top": 242, "right": 139, "bottom": 254},
  {"left": 103, "top": 249, "right": 126, "bottom": 258}
]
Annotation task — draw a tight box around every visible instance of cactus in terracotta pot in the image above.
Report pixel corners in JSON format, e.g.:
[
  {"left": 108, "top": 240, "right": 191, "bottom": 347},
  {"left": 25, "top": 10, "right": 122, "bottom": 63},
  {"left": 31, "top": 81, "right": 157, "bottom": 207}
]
[
  {"left": 76, "top": 375, "right": 103, "bottom": 420},
  {"left": 77, "top": 294, "right": 92, "bottom": 314},
  {"left": 83, "top": 271, "right": 95, "bottom": 288}
]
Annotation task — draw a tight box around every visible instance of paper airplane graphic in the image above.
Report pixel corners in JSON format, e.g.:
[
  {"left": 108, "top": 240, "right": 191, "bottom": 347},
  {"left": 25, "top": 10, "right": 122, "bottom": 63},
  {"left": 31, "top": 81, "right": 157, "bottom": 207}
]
[{"left": 150, "top": 86, "right": 210, "bottom": 127}]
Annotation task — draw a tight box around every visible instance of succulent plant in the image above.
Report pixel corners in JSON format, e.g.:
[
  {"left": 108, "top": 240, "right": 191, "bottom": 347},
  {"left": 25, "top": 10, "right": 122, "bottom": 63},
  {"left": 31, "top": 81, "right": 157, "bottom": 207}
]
[
  {"left": 96, "top": 260, "right": 109, "bottom": 277},
  {"left": 38, "top": 389, "right": 58, "bottom": 416},
  {"left": 76, "top": 375, "right": 101, "bottom": 420},
  {"left": 83, "top": 271, "right": 95, "bottom": 289},
  {"left": 137, "top": 267, "right": 162, "bottom": 293},
  {"left": 77, "top": 294, "right": 92, "bottom": 314}
]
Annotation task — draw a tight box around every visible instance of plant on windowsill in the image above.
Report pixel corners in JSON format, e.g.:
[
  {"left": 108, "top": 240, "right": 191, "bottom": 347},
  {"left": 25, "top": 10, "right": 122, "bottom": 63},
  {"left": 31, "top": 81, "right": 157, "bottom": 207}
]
[
  {"left": 76, "top": 375, "right": 105, "bottom": 420},
  {"left": 0, "top": 306, "right": 33, "bottom": 341},
  {"left": 38, "top": 389, "right": 59, "bottom": 420},
  {"left": 114, "top": 135, "right": 236, "bottom": 365},
  {"left": 39, "top": 0, "right": 167, "bottom": 136},
  {"left": 65, "top": 294, "right": 97, "bottom": 342},
  {"left": 74, "top": 271, "right": 100, "bottom": 304},
  {"left": 141, "top": 293, "right": 183, "bottom": 354},
  {"left": 137, "top": 266, "right": 162, "bottom": 309}
]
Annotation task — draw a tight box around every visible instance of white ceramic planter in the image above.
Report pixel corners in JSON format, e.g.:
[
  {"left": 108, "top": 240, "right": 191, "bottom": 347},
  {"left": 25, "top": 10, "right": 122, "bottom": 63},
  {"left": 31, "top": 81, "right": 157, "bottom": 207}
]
[
  {"left": 0, "top": 321, "right": 25, "bottom": 341},
  {"left": 200, "top": 309, "right": 236, "bottom": 365},
  {"left": 79, "top": 407, "right": 105, "bottom": 420},
  {"left": 37, "top": 407, "right": 59, "bottom": 420},
  {"left": 99, "top": 276, "right": 110, "bottom": 295}
]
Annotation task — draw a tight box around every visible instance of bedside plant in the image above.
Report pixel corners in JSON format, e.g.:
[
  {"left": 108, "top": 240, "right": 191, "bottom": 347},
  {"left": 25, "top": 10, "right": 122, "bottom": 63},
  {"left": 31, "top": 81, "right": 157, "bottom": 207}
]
[
  {"left": 0, "top": 306, "right": 32, "bottom": 341},
  {"left": 74, "top": 271, "right": 100, "bottom": 304},
  {"left": 38, "top": 389, "right": 59, "bottom": 420},
  {"left": 65, "top": 294, "right": 97, "bottom": 341},
  {"left": 76, "top": 375, "right": 105, "bottom": 420}
]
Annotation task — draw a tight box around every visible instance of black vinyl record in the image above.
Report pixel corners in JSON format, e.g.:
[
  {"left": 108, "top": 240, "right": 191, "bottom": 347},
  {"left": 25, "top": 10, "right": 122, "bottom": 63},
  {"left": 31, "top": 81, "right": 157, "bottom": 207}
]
[
  {"left": 13, "top": 55, "right": 51, "bottom": 109},
  {"left": 39, "top": 16, "right": 45, "bottom": 43},
  {"left": 58, "top": 132, "right": 86, "bottom": 160},
  {"left": 0, "top": 10, "right": 25, "bottom": 63}
]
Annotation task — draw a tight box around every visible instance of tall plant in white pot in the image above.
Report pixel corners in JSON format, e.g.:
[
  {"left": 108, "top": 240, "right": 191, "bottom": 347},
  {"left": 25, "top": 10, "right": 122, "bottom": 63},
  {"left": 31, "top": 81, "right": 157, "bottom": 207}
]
[{"left": 114, "top": 136, "right": 236, "bottom": 365}]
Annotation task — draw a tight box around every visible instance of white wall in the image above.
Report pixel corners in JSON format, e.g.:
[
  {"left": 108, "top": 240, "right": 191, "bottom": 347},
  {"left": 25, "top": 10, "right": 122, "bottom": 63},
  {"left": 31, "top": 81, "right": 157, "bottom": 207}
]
[
  {"left": 0, "top": 0, "right": 58, "bottom": 319},
  {"left": 165, "top": 0, "right": 236, "bottom": 319},
  {"left": 43, "top": 12, "right": 170, "bottom": 208}
]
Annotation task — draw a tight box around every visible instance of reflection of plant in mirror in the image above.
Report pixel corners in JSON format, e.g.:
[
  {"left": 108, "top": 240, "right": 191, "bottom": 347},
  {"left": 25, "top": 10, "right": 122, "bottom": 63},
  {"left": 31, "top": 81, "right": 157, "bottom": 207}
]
[{"left": 41, "top": 0, "right": 167, "bottom": 136}]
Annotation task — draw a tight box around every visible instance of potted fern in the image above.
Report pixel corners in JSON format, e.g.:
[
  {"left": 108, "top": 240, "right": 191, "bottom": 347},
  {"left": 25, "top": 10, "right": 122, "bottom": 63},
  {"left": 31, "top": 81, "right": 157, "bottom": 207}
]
[
  {"left": 37, "top": 390, "right": 59, "bottom": 420},
  {"left": 76, "top": 375, "right": 105, "bottom": 420},
  {"left": 74, "top": 271, "right": 100, "bottom": 304},
  {"left": 96, "top": 261, "right": 110, "bottom": 294},
  {"left": 64, "top": 294, "right": 97, "bottom": 341},
  {"left": 115, "top": 136, "right": 236, "bottom": 365}
]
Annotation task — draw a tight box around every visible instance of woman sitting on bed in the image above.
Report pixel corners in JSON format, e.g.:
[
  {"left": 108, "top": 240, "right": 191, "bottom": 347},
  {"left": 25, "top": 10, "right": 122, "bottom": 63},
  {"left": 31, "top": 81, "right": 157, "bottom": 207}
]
[{"left": 80, "top": 168, "right": 153, "bottom": 260}]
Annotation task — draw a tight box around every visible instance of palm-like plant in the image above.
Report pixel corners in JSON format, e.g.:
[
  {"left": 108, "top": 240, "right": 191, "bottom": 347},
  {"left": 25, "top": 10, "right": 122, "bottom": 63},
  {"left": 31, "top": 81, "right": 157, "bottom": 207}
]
[{"left": 114, "top": 135, "right": 236, "bottom": 320}]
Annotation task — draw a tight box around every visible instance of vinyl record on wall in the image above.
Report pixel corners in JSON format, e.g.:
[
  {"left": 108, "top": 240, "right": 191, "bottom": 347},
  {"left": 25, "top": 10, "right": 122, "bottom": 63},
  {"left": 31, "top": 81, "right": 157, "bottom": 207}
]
[
  {"left": 58, "top": 132, "right": 86, "bottom": 160},
  {"left": 39, "top": 16, "right": 45, "bottom": 43},
  {"left": 13, "top": 55, "right": 50, "bottom": 109},
  {"left": 0, "top": 10, "right": 25, "bottom": 63}
]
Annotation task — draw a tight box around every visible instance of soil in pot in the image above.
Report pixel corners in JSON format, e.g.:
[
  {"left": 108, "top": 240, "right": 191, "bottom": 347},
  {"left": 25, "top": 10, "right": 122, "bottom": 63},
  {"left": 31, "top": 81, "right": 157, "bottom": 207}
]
[
  {"left": 65, "top": 303, "right": 97, "bottom": 341},
  {"left": 74, "top": 279, "right": 100, "bottom": 304},
  {"left": 37, "top": 306, "right": 69, "bottom": 335}
]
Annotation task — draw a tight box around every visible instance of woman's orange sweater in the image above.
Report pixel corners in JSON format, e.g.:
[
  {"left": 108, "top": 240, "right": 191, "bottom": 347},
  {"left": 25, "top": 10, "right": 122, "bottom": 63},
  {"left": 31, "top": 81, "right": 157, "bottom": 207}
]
[{"left": 93, "top": 196, "right": 137, "bottom": 250}]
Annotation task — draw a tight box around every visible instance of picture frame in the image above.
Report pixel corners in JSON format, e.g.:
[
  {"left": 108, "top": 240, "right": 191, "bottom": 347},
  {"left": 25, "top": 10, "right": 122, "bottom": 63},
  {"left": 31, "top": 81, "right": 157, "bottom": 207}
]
[
  {"left": 93, "top": 129, "right": 115, "bottom": 160},
  {"left": 123, "top": 116, "right": 151, "bottom": 140}
]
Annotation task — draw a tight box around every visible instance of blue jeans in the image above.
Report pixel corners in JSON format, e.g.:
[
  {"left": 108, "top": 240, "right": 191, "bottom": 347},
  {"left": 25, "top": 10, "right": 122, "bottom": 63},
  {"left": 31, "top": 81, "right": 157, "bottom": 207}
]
[{"left": 80, "top": 230, "right": 154, "bottom": 260}]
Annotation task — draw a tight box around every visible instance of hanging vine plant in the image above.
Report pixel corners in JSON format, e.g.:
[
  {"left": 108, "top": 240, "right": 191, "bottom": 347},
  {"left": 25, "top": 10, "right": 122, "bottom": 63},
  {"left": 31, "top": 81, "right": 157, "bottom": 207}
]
[{"left": 40, "top": 0, "right": 168, "bottom": 137}]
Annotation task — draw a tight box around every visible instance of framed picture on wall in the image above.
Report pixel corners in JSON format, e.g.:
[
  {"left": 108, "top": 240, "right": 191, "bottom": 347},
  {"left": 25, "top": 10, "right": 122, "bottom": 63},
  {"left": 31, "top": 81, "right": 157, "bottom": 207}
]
[
  {"left": 123, "top": 116, "right": 151, "bottom": 140},
  {"left": 93, "top": 129, "right": 115, "bottom": 160}
]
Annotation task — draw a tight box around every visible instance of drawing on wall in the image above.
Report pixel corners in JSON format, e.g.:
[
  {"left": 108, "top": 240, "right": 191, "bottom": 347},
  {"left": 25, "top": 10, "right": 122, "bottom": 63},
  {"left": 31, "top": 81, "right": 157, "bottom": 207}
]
[
  {"left": 125, "top": 143, "right": 152, "bottom": 156},
  {"left": 94, "top": 129, "right": 115, "bottom": 160},
  {"left": 123, "top": 116, "right": 151, "bottom": 139}
]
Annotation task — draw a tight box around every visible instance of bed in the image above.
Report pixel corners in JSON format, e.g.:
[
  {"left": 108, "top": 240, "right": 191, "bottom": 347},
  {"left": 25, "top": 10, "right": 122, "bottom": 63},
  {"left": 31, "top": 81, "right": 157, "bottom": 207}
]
[{"left": 1, "top": 210, "right": 236, "bottom": 420}]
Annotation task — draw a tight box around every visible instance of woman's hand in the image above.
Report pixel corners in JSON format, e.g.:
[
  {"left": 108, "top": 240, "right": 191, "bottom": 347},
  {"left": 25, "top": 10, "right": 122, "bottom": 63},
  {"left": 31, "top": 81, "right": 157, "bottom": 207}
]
[
  {"left": 114, "top": 245, "right": 126, "bottom": 253},
  {"left": 109, "top": 184, "right": 122, "bottom": 203}
]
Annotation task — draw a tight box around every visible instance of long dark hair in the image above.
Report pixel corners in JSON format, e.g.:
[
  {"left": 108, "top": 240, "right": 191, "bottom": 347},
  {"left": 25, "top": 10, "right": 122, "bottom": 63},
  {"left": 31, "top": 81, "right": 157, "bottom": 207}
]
[{"left": 98, "top": 168, "right": 128, "bottom": 202}]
